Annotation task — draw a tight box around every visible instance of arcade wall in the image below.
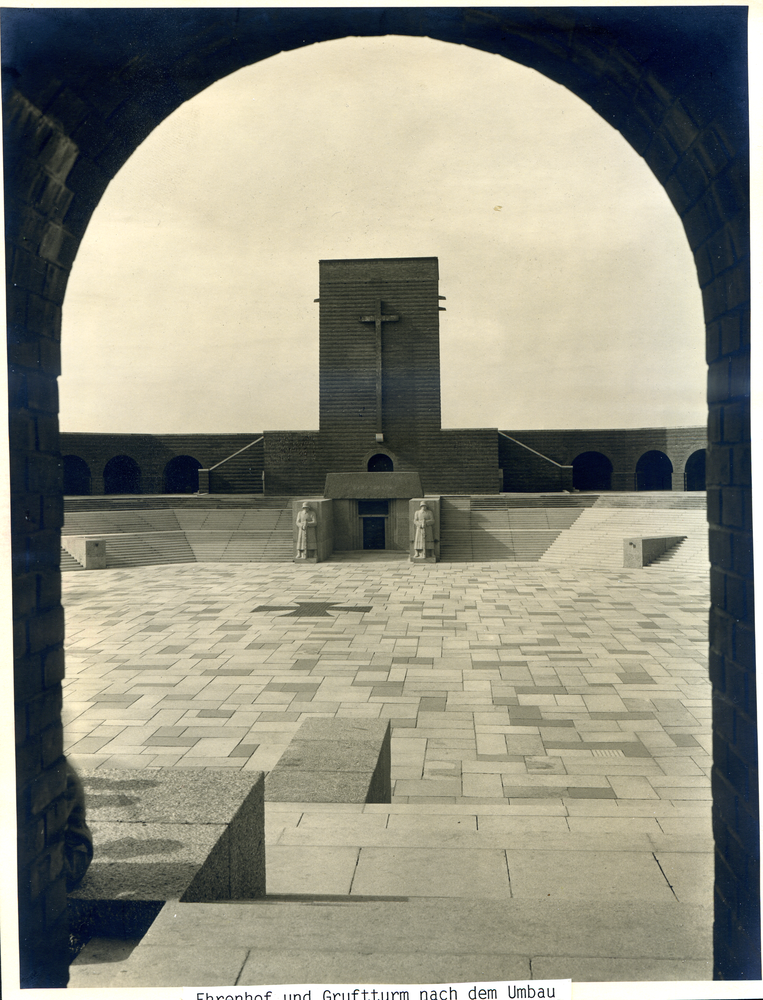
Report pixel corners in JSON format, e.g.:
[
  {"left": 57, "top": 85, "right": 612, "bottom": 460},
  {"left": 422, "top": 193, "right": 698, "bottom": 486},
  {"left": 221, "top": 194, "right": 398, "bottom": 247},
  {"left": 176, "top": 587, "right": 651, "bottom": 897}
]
[{"left": 60, "top": 427, "right": 705, "bottom": 495}]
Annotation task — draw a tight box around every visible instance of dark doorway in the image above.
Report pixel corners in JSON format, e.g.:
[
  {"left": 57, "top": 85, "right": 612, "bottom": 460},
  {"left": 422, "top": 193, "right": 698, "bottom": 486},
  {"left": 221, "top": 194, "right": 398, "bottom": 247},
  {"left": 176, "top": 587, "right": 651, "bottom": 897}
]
[
  {"left": 163, "top": 455, "right": 202, "bottom": 493},
  {"left": 363, "top": 517, "right": 386, "bottom": 549},
  {"left": 572, "top": 451, "right": 613, "bottom": 491},
  {"left": 359, "top": 500, "right": 388, "bottom": 549},
  {"left": 685, "top": 449, "right": 706, "bottom": 491},
  {"left": 636, "top": 450, "right": 673, "bottom": 491},
  {"left": 103, "top": 455, "right": 142, "bottom": 494},
  {"left": 63, "top": 455, "right": 91, "bottom": 495},
  {"left": 367, "top": 453, "right": 393, "bottom": 472}
]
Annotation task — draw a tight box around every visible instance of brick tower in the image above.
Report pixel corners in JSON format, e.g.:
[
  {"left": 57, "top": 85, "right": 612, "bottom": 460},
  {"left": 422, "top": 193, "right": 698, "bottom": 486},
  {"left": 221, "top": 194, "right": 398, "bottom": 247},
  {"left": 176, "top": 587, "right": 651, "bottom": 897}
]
[{"left": 318, "top": 257, "right": 442, "bottom": 446}]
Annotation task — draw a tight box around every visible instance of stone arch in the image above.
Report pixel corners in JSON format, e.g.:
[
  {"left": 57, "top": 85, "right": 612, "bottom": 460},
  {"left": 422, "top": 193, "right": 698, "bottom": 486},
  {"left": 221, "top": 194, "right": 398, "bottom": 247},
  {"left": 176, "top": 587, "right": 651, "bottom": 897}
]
[
  {"left": 62, "top": 455, "right": 91, "bottom": 495},
  {"left": 5, "top": 8, "right": 751, "bottom": 985},
  {"left": 163, "top": 455, "right": 202, "bottom": 494},
  {"left": 103, "top": 455, "right": 141, "bottom": 495},
  {"left": 636, "top": 450, "right": 673, "bottom": 491},
  {"left": 572, "top": 451, "right": 613, "bottom": 491},
  {"left": 685, "top": 449, "right": 707, "bottom": 491},
  {"left": 367, "top": 453, "right": 394, "bottom": 473}
]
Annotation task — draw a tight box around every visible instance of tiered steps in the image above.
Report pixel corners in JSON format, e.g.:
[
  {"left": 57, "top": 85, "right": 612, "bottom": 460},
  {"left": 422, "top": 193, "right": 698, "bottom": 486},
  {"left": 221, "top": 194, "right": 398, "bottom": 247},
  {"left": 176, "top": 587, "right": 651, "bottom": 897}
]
[
  {"left": 60, "top": 547, "right": 85, "bottom": 571},
  {"left": 101, "top": 532, "right": 197, "bottom": 568},
  {"left": 539, "top": 504, "right": 708, "bottom": 570},
  {"left": 63, "top": 508, "right": 182, "bottom": 535},
  {"left": 440, "top": 494, "right": 596, "bottom": 561},
  {"left": 61, "top": 498, "right": 294, "bottom": 569}
]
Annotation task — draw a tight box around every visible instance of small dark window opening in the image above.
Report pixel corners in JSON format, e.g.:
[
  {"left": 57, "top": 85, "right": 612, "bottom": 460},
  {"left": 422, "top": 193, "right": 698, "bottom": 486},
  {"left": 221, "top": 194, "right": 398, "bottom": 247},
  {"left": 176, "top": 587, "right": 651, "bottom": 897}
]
[
  {"left": 367, "top": 454, "right": 393, "bottom": 472},
  {"left": 358, "top": 500, "right": 389, "bottom": 517}
]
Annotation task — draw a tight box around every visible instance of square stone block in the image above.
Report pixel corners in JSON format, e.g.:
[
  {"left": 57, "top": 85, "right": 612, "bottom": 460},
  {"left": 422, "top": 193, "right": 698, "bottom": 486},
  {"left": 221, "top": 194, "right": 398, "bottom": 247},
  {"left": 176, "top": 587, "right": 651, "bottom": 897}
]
[
  {"left": 71, "top": 769, "right": 265, "bottom": 907},
  {"left": 266, "top": 718, "right": 391, "bottom": 803}
]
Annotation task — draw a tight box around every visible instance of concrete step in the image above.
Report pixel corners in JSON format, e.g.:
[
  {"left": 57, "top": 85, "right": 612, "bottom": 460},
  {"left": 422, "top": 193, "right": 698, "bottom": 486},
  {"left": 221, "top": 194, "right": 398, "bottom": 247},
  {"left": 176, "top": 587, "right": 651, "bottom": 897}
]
[
  {"left": 68, "top": 895, "right": 713, "bottom": 987},
  {"left": 60, "top": 547, "right": 85, "bottom": 571}
]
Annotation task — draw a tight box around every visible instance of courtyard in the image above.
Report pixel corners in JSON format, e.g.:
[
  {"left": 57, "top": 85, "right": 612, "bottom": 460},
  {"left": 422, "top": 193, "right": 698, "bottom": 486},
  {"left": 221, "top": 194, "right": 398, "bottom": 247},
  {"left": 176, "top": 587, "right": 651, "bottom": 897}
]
[{"left": 63, "top": 555, "right": 714, "bottom": 985}]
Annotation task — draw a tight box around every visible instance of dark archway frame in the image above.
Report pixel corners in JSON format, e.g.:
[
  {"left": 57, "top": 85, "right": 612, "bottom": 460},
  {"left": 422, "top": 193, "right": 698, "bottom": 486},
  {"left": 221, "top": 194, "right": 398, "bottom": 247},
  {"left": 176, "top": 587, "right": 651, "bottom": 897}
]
[
  {"left": 163, "top": 454, "right": 203, "bottom": 494},
  {"left": 572, "top": 451, "right": 614, "bottom": 491},
  {"left": 4, "top": 7, "right": 752, "bottom": 985},
  {"left": 636, "top": 449, "right": 674, "bottom": 492}
]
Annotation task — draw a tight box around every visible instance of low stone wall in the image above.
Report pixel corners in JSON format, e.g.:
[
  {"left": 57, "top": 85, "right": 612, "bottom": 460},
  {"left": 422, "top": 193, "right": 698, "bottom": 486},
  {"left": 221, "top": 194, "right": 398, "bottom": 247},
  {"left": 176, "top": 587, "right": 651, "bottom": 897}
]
[
  {"left": 266, "top": 719, "right": 391, "bottom": 803},
  {"left": 68, "top": 769, "right": 265, "bottom": 940},
  {"left": 623, "top": 535, "right": 686, "bottom": 568},
  {"left": 61, "top": 536, "right": 106, "bottom": 569}
]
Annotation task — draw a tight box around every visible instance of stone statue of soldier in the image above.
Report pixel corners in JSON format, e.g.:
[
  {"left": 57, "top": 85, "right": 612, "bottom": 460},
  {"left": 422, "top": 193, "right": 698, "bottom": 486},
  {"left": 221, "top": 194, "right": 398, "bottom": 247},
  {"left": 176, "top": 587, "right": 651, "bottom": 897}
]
[
  {"left": 296, "top": 502, "right": 317, "bottom": 559},
  {"left": 413, "top": 501, "right": 436, "bottom": 559}
]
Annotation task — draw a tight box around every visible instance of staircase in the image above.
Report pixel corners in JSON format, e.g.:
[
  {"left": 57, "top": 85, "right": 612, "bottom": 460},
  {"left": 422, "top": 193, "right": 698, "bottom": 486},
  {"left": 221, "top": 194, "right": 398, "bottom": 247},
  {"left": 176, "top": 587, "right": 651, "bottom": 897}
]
[
  {"left": 68, "top": 799, "right": 713, "bottom": 987},
  {"left": 207, "top": 436, "right": 265, "bottom": 493},
  {"left": 60, "top": 547, "right": 85, "bottom": 571},
  {"left": 538, "top": 503, "right": 708, "bottom": 570},
  {"left": 440, "top": 494, "right": 597, "bottom": 561},
  {"left": 61, "top": 493, "right": 708, "bottom": 570},
  {"left": 61, "top": 497, "right": 294, "bottom": 569}
]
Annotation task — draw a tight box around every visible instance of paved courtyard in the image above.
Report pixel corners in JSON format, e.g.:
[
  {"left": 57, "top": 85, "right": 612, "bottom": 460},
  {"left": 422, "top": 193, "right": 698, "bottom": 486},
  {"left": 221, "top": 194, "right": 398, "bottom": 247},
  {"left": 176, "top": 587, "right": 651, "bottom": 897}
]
[
  {"left": 64, "top": 556, "right": 714, "bottom": 985},
  {"left": 64, "top": 557, "right": 711, "bottom": 803}
]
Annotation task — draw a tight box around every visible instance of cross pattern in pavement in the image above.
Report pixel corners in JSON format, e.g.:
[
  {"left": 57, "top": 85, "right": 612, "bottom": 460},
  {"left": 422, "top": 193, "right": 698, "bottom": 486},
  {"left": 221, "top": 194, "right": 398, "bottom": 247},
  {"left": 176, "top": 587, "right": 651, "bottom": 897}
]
[{"left": 251, "top": 601, "right": 374, "bottom": 617}]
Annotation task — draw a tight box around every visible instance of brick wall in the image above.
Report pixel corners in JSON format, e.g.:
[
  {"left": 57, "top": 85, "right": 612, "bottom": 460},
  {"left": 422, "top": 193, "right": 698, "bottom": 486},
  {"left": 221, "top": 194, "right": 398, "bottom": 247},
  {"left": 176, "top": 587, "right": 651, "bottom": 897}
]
[
  {"left": 59, "top": 432, "right": 262, "bottom": 494},
  {"left": 502, "top": 427, "right": 707, "bottom": 491},
  {"left": 4, "top": 6, "right": 751, "bottom": 985}
]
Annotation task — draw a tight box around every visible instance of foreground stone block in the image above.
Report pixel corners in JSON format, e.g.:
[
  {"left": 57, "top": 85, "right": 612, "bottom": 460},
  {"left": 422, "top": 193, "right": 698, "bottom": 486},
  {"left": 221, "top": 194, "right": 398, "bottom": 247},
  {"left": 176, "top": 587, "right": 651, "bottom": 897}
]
[
  {"left": 61, "top": 535, "right": 106, "bottom": 568},
  {"left": 266, "top": 719, "right": 391, "bottom": 803},
  {"left": 69, "top": 769, "right": 265, "bottom": 937},
  {"left": 623, "top": 536, "right": 686, "bottom": 568}
]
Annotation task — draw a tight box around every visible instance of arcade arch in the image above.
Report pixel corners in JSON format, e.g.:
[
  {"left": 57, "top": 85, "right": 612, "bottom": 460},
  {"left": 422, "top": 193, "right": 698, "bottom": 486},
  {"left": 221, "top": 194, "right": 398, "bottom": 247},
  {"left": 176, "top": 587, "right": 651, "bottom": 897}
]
[
  {"left": 163, "top": 455, "right": 202, "bottom": 493},
  {"left": 62, "top": 455, "right": 91, "bottom": 495},
  {"left": 103, "top": 455, "right": 142, "bottom": 494},
  {"left": 5, "top": 8, "right": 751, "bottom": 986},
  {"left": 572, "top": 452, "right": 613, "bottom": 491},
  {"left": 685, "top": 449, "right": 707, "bottom": 491},
  {"left": 636, "top": 450, "right": 673, "bottom": 491}
]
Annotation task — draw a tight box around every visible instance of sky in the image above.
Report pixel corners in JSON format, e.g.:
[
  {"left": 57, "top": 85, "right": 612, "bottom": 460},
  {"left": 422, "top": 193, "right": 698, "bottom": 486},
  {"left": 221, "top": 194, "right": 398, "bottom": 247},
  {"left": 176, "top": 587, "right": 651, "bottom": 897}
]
[{"left": 59, "top": 34, "right": 707, "bottom": 434}]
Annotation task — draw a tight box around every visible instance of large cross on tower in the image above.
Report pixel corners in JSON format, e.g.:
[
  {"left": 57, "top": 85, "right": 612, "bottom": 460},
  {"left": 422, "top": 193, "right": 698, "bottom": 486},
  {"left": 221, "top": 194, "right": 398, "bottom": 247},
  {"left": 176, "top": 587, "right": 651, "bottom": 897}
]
[{"left": 359, "top": 299, "right": 400, "bottom": 442}]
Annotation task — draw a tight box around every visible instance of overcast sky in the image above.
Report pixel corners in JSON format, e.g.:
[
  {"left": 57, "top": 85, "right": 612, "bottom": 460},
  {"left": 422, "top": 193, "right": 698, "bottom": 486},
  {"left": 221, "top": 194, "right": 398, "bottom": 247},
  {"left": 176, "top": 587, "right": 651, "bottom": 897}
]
[{"left": 59, "top": 34, "right": 706, "bottom": 434}]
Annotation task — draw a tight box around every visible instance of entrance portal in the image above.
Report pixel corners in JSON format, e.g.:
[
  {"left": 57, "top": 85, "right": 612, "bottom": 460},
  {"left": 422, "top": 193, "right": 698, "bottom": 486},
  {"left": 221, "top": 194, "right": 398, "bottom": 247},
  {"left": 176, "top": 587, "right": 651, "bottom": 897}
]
[
  {"left": 363, "top": 517, "right": 386, "bottom": 549},
  {"left": 358, "top": 499, "right": 388, "bottom": 549}
]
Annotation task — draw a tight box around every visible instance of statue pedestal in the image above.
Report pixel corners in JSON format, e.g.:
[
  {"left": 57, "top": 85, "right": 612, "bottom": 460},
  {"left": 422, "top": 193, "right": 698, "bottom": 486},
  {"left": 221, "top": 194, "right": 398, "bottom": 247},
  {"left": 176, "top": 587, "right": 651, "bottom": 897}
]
[
  {"left": 409, "top": 554, "right": 437, "bottom": 563},
  {"left": 293, "top": 554, "right": 318, "bottom": 564}
]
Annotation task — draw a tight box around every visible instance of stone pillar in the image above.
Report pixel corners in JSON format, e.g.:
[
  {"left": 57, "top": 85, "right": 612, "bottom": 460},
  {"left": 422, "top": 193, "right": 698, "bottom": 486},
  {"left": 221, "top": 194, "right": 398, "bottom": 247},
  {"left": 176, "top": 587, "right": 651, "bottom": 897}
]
[
  {"left": 409, "top": 497, "right": 440, "bottom": 562},
  {"left": 197, "top": 469, "right": 210, "bottom": 493},
  {"left": 672, "top": 472, "right": 685, "bottom": 491},
  {"left": 292, "top": 498, "right": 333, "bottom": 562}
]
